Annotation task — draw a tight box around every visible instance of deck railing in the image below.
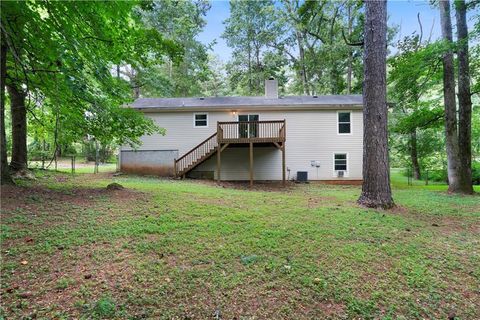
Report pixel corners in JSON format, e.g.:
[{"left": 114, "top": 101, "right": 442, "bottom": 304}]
[{"left": 217, "top": 120, "right": 286, "bottom": 144}]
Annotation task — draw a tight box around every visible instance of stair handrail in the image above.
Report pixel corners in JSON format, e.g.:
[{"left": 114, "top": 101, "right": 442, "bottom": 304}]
[
  {"left": 174, "top": 132, "right": 218, "bottom": 176},
  {"left": 175, "top": 132, "right": 217, "bottom": 164}
]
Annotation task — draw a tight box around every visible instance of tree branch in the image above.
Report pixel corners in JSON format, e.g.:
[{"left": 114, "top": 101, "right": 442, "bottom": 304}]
[{"left": 342, "top": 28, "right": 364, "bottom": 46}]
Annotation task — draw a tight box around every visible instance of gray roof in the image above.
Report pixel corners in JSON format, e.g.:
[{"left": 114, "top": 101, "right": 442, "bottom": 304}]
[{"left": 130, "top": 95, "right": 363, "bottom": 111}]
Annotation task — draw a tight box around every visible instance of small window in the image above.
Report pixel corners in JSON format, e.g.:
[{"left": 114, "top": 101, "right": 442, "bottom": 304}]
[
  {"left": 338, "top": 112, "right": 351, "bottom": 134},
  {"left": 194, "top": 113, "right": 208, "bottom": 127},
  {"left": 334, "top": 153, "right": 347, "bottom": 171}
]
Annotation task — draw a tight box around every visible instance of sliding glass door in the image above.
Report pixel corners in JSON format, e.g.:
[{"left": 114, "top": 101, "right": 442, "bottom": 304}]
[{"left": 238, "top": 114, "right": 259, "bottom": 138}]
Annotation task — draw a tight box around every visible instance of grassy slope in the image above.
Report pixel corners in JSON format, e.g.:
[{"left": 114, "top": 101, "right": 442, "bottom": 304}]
[{"left": 0, "top": 171, "right": 479, "bottom": 319}]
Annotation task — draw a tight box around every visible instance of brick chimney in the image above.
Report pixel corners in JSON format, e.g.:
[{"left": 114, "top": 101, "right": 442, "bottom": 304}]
[{"left": 265, "top": 77, "right": 278, "bottom": 99}]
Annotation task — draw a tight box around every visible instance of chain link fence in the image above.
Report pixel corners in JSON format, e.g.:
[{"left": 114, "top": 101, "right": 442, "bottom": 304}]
[{"left": 28, "top": 155, "right": 118, "bottom": 174}]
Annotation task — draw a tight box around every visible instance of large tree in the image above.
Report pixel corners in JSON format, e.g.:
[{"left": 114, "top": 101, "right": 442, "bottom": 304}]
[
  {"left": 455, "top": 0, "right": 474, "bottom": 194},
  {"left": 439, "top": 0, "right": 461, "bottom": 192},
  {"left": 439, "top": 0, "right": 474, "bottom": 193},
  {"left": 358, "top": 0, "right": 394, "bottom": 209},
  {"left": 0, "top": 35, "right": 13, "bottom": 184}
]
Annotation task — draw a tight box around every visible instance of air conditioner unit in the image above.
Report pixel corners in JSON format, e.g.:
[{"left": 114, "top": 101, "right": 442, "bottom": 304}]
[
  {"left": 337, "top": 170, "right": 345, "bottom": 178},
  {"left": 297, "top": 171, "right": 308, "bottom": 182}
]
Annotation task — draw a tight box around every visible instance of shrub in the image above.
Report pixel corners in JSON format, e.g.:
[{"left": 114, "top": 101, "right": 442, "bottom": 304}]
[
  {"left": 424, "top": 161, "right": 480, "bottom": 185},
  {"left": 426, "top": 169, "right": 448, "bottom": 183},
  {"left": 472, "top": 161, "right": 480, "bottom": 185}
]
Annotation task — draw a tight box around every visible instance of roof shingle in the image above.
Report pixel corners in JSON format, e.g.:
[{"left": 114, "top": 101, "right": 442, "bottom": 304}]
[{"left": 130, "top": 95, "right": 363, "bottom": 111}]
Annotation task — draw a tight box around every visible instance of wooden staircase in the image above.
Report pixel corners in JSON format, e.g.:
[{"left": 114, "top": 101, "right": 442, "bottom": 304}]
[{"left": 174, "top": 132, "right": 218, "bottom": 178}]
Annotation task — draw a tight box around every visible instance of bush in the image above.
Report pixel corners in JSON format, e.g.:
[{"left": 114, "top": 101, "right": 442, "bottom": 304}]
[
  {"left": 426, "top": 169, "right": 448, "bottom": 183},
  {"left": 424, "top": 161, "right": 480, "bottom": 185},
  {"left": 82, "top": 141, "right": 116, "bottom": 163},
  {"left": 473, "top": 161, "right": 480, "bottom": 185}
]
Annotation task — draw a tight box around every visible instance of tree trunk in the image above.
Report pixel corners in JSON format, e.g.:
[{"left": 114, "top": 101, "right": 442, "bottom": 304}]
[
  {"left": 455, "top": 0, "right": 474, "bottom": 194},
  {"left": 357, "top": 0, "right": 394, "bottom": 209},
  {"left": 410, "top": 130, "right": 421, "bottom": 180},
  {"left": 1, "top": 35, "right": 13, "bottom": 184},
  {"left": 346, "top": 4, "right": 353, "bottom": 94},
  {"left": 296, "top": 31, "right": 309, "bottom": 95},
  {"left": 7, "top": 84, "right": 27, "bottom": 172},
  {"left": 439, "top": 0, "right": 462, "bottom": 193},
  {"left": 247, "top": 43, "right": 253, "bottom": 95}
]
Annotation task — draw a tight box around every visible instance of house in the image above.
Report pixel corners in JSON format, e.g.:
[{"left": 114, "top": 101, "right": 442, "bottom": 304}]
[{"left": 120, "top": 78, "right": 363, "bottom": 185}]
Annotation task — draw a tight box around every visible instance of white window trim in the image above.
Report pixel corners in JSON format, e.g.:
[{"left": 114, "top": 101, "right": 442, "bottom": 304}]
[
  {"left": 193, "top": 112, "right": 209, "bottom": 128},
  {"left": 333, "top": 152, "right": 349, "bottom": 178},
  {"left": 337, "top": 111, "right": 352, "bottom": 135}
]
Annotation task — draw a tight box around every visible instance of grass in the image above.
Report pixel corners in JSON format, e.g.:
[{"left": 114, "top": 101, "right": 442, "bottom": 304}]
[{"left": 1, "top": 170, "right": 479, "bottom": 319}]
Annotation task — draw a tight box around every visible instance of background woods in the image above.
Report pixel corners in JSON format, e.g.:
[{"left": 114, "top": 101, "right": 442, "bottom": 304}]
[{"left": 0, "top": 0, "right": 479, "bottom": 195}]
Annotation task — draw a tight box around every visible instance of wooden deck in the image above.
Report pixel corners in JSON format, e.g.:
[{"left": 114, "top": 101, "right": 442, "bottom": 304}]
[
  {"left": 174, "top": 120, "right": 286, "bottom": 186},
  {"left": 217, "top": 120, "right": 286, "bottom": 144}
]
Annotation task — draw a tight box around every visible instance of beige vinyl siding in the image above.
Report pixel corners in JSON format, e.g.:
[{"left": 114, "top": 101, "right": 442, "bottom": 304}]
[
  {"left": 122, "top": 111, "right": 235, "bottom": 154},
  {"left": 122, "top": 108, "right": 363, "bottom": 180}
]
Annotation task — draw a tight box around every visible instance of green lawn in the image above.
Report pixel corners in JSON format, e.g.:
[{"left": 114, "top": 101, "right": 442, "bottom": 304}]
[{"left": 1, "top": 171, "right": 479, "bottom": 319}]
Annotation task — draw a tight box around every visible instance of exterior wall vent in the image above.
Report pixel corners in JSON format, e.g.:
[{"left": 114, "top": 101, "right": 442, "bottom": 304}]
[{"left": 337, "top": 170, "right": 345, "bottom": 178}]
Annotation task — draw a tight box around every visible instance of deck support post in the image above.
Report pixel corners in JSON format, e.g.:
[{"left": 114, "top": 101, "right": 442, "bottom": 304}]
[
  {"left": 249, "top": 142, "right": 253, "bottom": 187},
  {"left": 173, "top": 159, "right": 177, "bottom": 179},
  {"left": 217, "top": 143, "right": 222, "bottom": 183},
  {"left": 282, "top": 142, "right": 286, "bottom": 186}
]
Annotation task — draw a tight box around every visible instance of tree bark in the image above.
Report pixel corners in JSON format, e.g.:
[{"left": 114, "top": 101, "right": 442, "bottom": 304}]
[
  {"left": 455, "top": 0, "right": 474, "bottom": 194},
  {"left": 410, "top": 130, "right": 421, "bottom": 180},
  {"left": 7, "top": 84, "right": 27, "bottom": 172},
  {"left": 295, "top": 31, "right": 309, "bottom": 95},
  {"left": 346, "top": 4, "right": 353, "bottom": 94},
  {"left": 1, "top": 35, "right": 13, "bottom": 184},
  {"left": 439, "top": 0, "right": 462, "bottom": 193},
  {"left": 357, "top": 0, "right": 394, "bottom": 209}
]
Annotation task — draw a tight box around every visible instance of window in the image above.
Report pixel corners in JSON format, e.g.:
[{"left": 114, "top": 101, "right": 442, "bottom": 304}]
[
  {"left": 338, "top": 112, "right": 351, "bottom": 134},
  {"left": 194, "top": 113, "right": 208, "bottom": 127},
  {"left": 334, "top": 153, "right": 347, "bottom": 171}
]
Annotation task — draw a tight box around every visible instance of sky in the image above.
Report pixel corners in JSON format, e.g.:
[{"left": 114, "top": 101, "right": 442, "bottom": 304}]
[{"left": 197, "top": 0, "right": 457, "bottom": 62}]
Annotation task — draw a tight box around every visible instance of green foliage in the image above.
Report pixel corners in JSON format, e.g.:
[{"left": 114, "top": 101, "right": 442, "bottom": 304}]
[
  {"left": 425, "top": 161, "right": 480, "bottom": 184},
  {"left": 92, "top": 296, "right": 117, "bottom": 319},
  {"left": 222, "top": 0, "right": 286, "bottom": 95},
  {"left": 1, "top": 0, "right": 179, "bottom": 158},
  {"left": 297, "top": 0, "right": 365, "bottom": 94},
  {"left": 221, "top": 0, "right": 368, "bottom": 96},
  {"left": 134, "top": 0, "right": 212, "bottom": 97},
  {"left": 387, "top": 33, "right": 447, "bottom": 173}
]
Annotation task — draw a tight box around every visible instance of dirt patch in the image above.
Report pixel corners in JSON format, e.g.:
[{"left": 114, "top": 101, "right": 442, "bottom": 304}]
[
  {"left": 0, "top": 242, "right": 136, "bottom": 319},
  {"left": 388, "top": 205, "right": 479, "bottom": 235},
  {"left": 307, "top": 196, "right": 340, "bottom": 208},
  {"left": 317, "top": 179, "right": 363, "bottom": 185},
  {"left": 221, "top": 283, "right": 346, "bottom": 318},
  {"left": 1, "top": 184, "right": 142, "bottom": 212},
  {"left": 192, "top": 179, "right": 296, "bottom": 192}
]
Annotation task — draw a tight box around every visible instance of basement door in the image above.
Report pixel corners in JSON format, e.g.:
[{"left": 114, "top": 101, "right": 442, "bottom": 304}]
[{"left": 238, "top": 114, "right": 259, "bottom": 138}]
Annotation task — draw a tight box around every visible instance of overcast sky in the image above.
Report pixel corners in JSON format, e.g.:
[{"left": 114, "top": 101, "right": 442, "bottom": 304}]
[{"left": 197, "top": 0, "right": 473, "bottom": 61}]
